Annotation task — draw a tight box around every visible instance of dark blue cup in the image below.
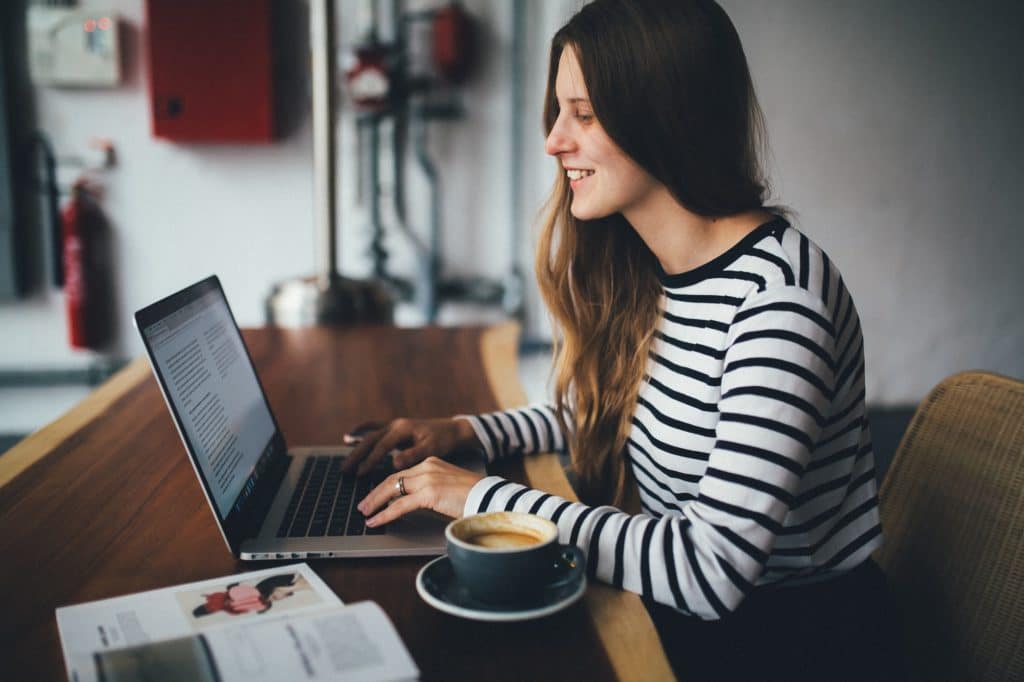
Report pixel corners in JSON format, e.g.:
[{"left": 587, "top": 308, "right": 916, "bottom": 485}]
[{"left": 446, "top": 511, "right": 585, "bottom": 605}]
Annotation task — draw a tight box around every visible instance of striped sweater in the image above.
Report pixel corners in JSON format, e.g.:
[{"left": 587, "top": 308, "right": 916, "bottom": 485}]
[{"left": 458, "top": 216, "right": 883, "bottom": 620}]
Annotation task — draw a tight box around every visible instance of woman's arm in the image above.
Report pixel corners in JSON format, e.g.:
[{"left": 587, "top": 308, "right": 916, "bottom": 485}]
[
  {"left": 455, "top": 402, "right": 569, "bottom": 463},
  {"left": 344, "top": 403, "right": 571, "bottom": 475},
  {"left": 464, "top": 286, "right": 837, "bottom": 619},
  {"left": 358, "top": 286, "right": 845, "bottom": 619}
]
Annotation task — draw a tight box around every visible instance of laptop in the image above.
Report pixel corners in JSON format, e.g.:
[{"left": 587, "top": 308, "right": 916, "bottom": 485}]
[{"left": 134, "top": 275, "right": 485, "bottom": 560}]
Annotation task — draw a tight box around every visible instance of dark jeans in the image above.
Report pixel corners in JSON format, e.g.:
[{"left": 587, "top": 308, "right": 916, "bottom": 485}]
[{"left": 643, "top": 559, "right": 906, "bottom": 681}]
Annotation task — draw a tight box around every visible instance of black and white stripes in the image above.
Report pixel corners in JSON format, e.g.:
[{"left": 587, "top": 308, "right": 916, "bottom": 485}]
[{"left": 459, "top": 217, "right": 882, "bottom": 620}]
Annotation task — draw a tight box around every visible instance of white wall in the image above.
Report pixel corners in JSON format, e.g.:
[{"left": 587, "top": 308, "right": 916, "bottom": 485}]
[
  {"left": 2, "top": 0, "right": 317, "bottom": 366},
  {"left": 723, "top": 0, "right": 1024, "bottom": 403},
  {"left": 2, "top": 0, "right": 1022, "bottom": 435}
]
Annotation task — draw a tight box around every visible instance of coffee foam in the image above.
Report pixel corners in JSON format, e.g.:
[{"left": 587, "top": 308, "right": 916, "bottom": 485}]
[
  {"left": 450, "top": 511, "right": 558, "bottom": 548},
  {"left": 466, "top": 531, "right": 543, "bottom": 548}
]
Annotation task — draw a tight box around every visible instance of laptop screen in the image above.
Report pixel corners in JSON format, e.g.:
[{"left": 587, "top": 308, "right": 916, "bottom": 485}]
[{"left": 137, "top": 277, "right": 278, "bottom": 521}]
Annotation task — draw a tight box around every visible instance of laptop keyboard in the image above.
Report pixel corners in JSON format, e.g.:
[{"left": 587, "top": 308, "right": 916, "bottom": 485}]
[{"left": 276, "top": 456, "right": 387, "bottom": 538}]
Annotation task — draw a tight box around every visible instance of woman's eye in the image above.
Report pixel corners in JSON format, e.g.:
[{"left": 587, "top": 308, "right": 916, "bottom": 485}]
[{"left": 576, "top": 113, "right": 594, "bottom": 123}]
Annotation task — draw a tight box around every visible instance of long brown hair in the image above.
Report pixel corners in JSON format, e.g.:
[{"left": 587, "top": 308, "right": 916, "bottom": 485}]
[{"left": 536, "top": 0, "right": 773, "bottom": 506}]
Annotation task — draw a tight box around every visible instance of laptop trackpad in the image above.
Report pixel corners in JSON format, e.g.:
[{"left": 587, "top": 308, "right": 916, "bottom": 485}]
[{"left": 390, "top": 507, "right": 450, "bottom": 536}]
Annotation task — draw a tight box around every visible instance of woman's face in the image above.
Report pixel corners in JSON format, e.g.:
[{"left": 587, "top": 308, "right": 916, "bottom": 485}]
[{"left": 545, "top": 47, "right": 661, "bottom": 221}]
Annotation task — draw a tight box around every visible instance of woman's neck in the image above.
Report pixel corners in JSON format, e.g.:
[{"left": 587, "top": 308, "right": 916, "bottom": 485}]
[{"left": 622, "top": 186, "right": 773, "bottom": 275}]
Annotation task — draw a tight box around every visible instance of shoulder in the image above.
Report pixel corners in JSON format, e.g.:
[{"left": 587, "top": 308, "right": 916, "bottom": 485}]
[
  {"left": 657, "top": 217, "right": 856, "bottom": 341},
  {"left": 730, "top": 281, "right": 835, "bottom": 344},
  {"left": 732, "top": 221, "right": 850, "bottom": 324}
]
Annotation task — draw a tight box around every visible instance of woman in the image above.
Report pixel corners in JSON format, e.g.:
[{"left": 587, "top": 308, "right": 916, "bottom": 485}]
[
  {"left": 348, "top": 1, "right": 901, "bottom": 678},
  {"left": 192, "top": 574, "right": 310, "bottom": 617}
]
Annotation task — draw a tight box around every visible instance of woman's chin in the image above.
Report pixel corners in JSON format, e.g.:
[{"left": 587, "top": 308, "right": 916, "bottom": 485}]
[{"left": 570, "top": 201, "right": 608, "bottom": 222}]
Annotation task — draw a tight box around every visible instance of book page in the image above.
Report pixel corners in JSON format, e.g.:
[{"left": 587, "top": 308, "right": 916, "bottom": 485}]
[
  {"left": 70, "top": 602, "right": 418, "bottom": 682},
  {"left": 56, "top": 563, "right": 338, "bottom": 680}
]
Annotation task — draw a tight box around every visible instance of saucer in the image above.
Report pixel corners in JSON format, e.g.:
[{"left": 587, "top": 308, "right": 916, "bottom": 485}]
[{"left": 415, "top": 555, "right": 587, "bottom": 622}]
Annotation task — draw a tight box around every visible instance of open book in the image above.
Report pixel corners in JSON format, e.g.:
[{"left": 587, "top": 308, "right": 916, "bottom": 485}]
[{"left": 56, "top": 563, "right": 418, "bottom": 681}]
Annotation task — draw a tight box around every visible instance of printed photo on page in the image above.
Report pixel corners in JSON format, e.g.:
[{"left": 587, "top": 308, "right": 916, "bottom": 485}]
[{"left": 55, "top": 563, "right": 339, "bottom": 678}]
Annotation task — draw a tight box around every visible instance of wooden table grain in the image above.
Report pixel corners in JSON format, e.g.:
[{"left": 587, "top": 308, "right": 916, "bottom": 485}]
[{"left": 0, "top": 324, "right": 673, "bottom": 681}]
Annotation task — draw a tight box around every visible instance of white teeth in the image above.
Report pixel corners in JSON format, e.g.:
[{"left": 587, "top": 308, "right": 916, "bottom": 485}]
[{"left": 566, "top": 169, "right": 594, "bottom": 180}]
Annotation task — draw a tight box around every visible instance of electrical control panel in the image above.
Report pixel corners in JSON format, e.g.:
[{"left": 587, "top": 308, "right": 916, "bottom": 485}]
[
  {"left": 28, "top": 7, "right": 121, "bottom": 87},
  {"left": 146, "top": 0, "right": 275, "bottom": 142}
]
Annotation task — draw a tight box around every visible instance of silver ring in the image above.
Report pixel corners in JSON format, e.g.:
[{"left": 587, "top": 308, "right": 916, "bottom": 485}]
[{"left": 396, "top": 476, "right": 407, "bottom": 496}]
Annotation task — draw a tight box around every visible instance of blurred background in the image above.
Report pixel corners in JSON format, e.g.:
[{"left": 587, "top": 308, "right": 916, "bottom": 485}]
[{"left": 1, "top": 0, "right": 1022, "bottom": 477}]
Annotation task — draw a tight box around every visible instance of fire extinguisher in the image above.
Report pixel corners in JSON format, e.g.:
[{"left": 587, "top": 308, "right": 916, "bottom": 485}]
[
  {"left": 432, "top": 2, "right": 476, "bottom": 85},
  {"left": 62, "top": 179, "right": 113, "bottom": 350}
]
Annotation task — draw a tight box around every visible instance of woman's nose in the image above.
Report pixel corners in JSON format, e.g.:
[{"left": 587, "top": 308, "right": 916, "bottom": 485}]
[{"left": 545, "top": 118, "right": 574, "bottom": 157}]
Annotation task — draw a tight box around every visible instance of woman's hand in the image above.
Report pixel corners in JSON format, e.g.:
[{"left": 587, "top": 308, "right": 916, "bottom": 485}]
[
  {"left": 357, "top": 457, "right": 485, "bottom": 527},
  {"left": 342, "top": 417, "right": 479, "bottom": 476}
]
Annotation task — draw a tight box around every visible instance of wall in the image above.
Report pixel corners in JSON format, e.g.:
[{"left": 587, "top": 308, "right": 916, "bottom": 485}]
[
  {"left": 1, "top": 0, "right": 1022, "bottom": 435},
  {"left": 724, "top": 0, "right": 1024, "bottom": 403}
]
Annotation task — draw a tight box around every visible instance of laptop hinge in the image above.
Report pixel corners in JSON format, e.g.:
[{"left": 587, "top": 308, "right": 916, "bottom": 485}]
[{"left": 241, "top": 453, "right": 291, "bottom": 540}]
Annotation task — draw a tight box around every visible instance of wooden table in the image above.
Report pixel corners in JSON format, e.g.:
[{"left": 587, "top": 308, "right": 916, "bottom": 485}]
[{"left": 0, "top": 324, "right": 673, "bottom": 681}]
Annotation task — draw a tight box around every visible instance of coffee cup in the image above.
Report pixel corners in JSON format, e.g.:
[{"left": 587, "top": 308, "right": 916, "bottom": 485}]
[{"left": 445, "top": 511, "right": 585, "bottom": 605}]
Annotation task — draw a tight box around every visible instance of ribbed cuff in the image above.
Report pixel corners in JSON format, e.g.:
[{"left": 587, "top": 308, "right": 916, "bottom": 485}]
[
  {"left": 463, "top": 476, "right": 514, "bottom": 516},
  {"left": 453, "top": 414, "right": 496, "bottom": 462}
]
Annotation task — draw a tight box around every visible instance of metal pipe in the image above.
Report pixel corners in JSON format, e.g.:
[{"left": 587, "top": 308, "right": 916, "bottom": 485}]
[
  {"left": 391, "top": 0, "right": 409, "bottom": 239},
  {"left": 30, "top": 132, "right": 62, "bottom": 287},
  {"left": 413, "top": 111, "right": 441, "bottom": 322},
  {"left": 266, "top": 0, "right": 395, "bottom": 327},
  {"left": 509, "top": 0, "right": 525, "bottom": 256},
  {"left": 503, "top": 0, "right": 526, "bottom": 321},
  {"left": 366, "top": 115, "right": 388, "bottom": 278},
  {"left": 310, "top": 0, "right": 338, "bottom": 285},
  {"left": 391, "top": 5, "right": 429, "bottom": 256}
]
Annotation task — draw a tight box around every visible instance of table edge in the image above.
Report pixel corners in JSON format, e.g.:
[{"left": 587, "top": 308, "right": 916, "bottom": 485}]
[{"left": 0, "top": 356, "right": 151, "bottom": 489}]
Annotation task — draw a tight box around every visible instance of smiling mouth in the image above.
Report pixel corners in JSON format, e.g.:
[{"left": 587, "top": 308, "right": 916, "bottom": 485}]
[{"left": 566, "top": 169, "right": 594, "bottom": 181}]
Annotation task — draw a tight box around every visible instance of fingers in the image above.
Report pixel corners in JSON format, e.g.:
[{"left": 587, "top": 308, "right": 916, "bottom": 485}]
[
  {"left": 364, "top": 490, "right": 426, "bottom": 527},
  {"left": 358, "top": 457, "right": 482, "bottom": 525},
  {"left": 358, "top": 470, "right": 417, "bottom": 518},
  {"left": 343, "top": 418, "right": 458, "bottom": 475},
  {"left": 361, "top": 466, "right": 444, "bottom": 526},
  {"left": 342, "top": 420, "right": 409, "bottom": 474},
  {"left": 342, "top": 421, "right": 386, "bottom": 444},
  {"left": 392, "top": 443, "right": 431, "bottom": 469},
  {"left": 341, "top": 428, "right": 383, "bottom": 472},
  {"left": 355, "top": 426, "right": 413, "bottom": 476}
]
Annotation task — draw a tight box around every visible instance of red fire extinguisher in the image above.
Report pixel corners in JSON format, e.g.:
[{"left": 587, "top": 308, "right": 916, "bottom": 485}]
[
  {"left": 432, "top": 2, "right": 476, "bottom": 85},
  {"left": 62, "top": 179, "right": 113, "bottom": 350}
]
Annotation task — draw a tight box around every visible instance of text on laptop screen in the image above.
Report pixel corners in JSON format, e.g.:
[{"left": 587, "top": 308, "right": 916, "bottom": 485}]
[{"left": 141, "top": 288, "right": 275, "bottom": 518}]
